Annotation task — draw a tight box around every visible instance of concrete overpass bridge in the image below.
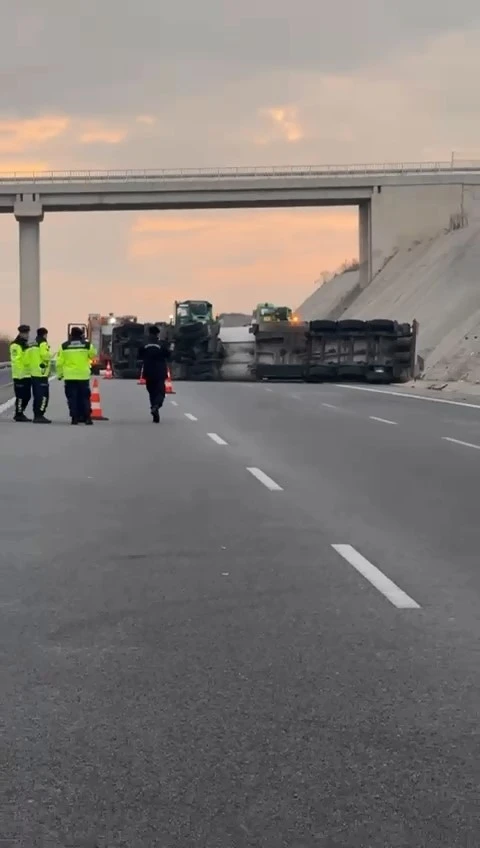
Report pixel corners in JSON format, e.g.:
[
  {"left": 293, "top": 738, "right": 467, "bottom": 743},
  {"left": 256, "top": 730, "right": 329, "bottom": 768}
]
[{"left": 3, "top": 159, "right": 480, "bottom": 329}]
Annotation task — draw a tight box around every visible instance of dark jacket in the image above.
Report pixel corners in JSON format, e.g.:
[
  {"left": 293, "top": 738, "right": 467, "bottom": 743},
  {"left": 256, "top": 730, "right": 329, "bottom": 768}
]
[{"left": 138, "top": 340, "right": 170, "bottom": 380}]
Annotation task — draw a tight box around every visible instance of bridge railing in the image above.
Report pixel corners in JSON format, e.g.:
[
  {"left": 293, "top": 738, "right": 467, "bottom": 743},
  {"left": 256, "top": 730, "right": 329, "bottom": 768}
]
[{"left": 0, "top": 160, "right": 479, "bottom": 183}]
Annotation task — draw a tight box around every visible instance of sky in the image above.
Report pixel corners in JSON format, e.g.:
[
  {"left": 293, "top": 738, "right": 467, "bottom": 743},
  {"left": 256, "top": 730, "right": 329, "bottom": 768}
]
[{"left": 1, "top": 0, "right": 480, "bottom": 341}]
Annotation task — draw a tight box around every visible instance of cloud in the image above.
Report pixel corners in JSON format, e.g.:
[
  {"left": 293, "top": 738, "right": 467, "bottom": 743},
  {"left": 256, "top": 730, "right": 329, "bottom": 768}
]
[
  {"left": 79, "top": 124, "right": 128, "bottom": 145},
  {"left": 4, "top": 2, "right": 480, "bottom": 117},
  {"left": 0, "top": 116, "right": 68, "bottom": 155},
  {"left": 127, "top": 210, "right": 358, "bottom": 288},
  {"left": 0, "top": 160, "right": 51, "bottom": 174},
  {"left": 136, "top": 115, "right": 156, "bottom": 126},
  {"left": 257, "top": 107, "right": 305, "bottom": 145},
  {"left": 132, "top": 217, "right": 211, "bottom": 236}
]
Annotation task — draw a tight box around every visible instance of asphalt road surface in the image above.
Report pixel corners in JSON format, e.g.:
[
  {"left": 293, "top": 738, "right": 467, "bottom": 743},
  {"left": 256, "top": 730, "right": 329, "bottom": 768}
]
[
  {"left": 0, "top": 365, "right": 11, "bottom": 391},
  {"left": 2, "top": 379, "right": 480, "bottom": 847}
]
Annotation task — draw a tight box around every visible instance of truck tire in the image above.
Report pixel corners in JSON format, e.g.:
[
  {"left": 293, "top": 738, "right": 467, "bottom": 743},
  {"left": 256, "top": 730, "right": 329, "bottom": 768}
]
[
  {"left": 337, "top": 319, "right": 366, "bottom": 332},
  {"left": 366, "top": 319, "right": 396, "bottom": 334},
  {"left": 309, "top": 319, "right": 337, "bottom": 333},
  {"left": 393, "top": 351, "right": 412, "bottom": 364},
  {"left": 394, "top": 337, "right": 413, "bottom": 352}
]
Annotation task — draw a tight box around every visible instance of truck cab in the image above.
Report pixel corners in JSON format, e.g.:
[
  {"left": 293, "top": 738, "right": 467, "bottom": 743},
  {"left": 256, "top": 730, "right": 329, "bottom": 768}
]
[{"left": 174, "top": 300, "right": 215, "bottom": 326}]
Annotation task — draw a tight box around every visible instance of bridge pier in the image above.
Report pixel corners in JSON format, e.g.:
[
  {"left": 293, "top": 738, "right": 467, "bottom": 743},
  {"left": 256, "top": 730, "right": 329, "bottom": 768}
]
[
  {"left": 14, "top": 197, "right": 43, "bottom": 331},
  {"left": 358, "top": 200, "right": 372, "bottom": 289}
]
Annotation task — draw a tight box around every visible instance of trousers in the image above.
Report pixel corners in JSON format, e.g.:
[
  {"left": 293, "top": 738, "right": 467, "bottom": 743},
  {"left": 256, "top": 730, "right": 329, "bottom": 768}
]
[
  {"left": 32, "top": 376, "right": 50, "bottom": 418},
  {"left": 64, "top": 380, "right": 91, "bottom": 421},
  {"left": 145, "top": 377, "right": 166, "bottom": 411},
  {"left": 13, "top": 378, "right": 31, "bottom": 416}
]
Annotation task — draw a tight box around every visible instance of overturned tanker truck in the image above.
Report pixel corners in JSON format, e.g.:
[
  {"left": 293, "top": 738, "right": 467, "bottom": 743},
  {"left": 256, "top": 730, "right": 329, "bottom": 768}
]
[
  {"left": 245, "top": 305, "right": 418, "bottom": 384},
  {"left": 304, "top": 318, "right": 418, "bottom": 384}
]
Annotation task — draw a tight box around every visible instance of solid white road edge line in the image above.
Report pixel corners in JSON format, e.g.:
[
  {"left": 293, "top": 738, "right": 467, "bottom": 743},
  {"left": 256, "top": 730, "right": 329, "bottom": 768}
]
[
  {"left": 337, "top": 383, "right": 480, "bottom": 410},
  {"left": 207, "top": 432, "right": 228, "bottom": 445},
  {"left": 369, "top": 415, "right": 398, "bottom": 425},
  {"left": 442, "top": 436, "right": 480, "bottom": 451},
  {"left": 331, "top": 544, "right": 421, "bottom": 609},
  {"left": 0, "top": 375, "right": 56, "bottom": 416},
  {"left": 247, "top": 467, "right": 283, "bottom": 491},
  {"left": 184, "top": 413, "right": 198, "bottom": 421}
]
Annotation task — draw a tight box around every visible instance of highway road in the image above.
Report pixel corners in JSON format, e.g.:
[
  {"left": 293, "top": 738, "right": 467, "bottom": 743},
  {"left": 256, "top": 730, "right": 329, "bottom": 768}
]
[
  {"left": 2, "top": 379, "right": 480, "bottom": 846},
  {"left": 0, "top": 363, "right": 11, "bottom": 384}
]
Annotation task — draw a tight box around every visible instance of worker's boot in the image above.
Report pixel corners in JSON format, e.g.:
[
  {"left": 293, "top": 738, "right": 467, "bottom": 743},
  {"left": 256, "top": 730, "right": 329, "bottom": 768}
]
[
  {"left": 33, "top": 415, "right": 51, "bottom": 424},
  {"left": 151, "top": 407, "right": 160, "bottom": 423},
  {"left": 84, "top": 418, "right": 93, "bottom": 426},
  {"left": 14, "top": 412, "right": 30, "bottom": 422},
  {"left": 71, "top": 418, "right": 79, "bottom": 425}
]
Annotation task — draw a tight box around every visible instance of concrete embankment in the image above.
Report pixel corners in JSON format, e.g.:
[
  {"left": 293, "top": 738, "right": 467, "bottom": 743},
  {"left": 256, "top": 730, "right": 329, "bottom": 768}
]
[{"left": 298, "top": 220, "right": 480, "bottom": 385}]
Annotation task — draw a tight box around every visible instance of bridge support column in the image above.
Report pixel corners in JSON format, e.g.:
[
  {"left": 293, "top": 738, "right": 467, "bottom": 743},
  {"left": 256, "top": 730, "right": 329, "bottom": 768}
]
[
  {"left": 14, "top": 196, "right": 44, "bottom": 331},
  {"left": 358, "top": 200, "right": 372, "bottom": 289}
]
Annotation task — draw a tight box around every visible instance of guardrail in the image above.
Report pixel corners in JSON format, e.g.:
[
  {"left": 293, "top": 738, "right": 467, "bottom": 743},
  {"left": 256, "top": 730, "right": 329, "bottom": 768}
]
[{"left": 0, "top": 160, "right": 479, "bottom": 183}]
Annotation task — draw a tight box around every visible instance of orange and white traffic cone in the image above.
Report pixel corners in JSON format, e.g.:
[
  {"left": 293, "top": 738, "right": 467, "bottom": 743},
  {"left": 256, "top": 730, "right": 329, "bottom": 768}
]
[
  {"left": 90, "top": 378, "right": 109, "bottom": 421},
  {"left": 165, "top": 367, "right": 175, "bottom": 394},
  {"left": 104, "top": 361, "right": 113, "bottom": 379},
  {"left": 137, "top": 368, "right": 146, "bottom": 386}
]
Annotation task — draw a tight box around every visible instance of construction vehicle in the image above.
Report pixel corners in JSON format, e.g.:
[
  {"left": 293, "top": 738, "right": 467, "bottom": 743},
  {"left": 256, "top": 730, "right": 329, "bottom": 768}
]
[
  {"left": 249, "top": 303, "right": 307, "bottom": 380},
  {"left": 251, "top": 303, "right": 297, "bottom": 326},
  {"left": 169, "top": 300, "right": 224, "bottom": 380},
  {"left": 110, "top": 320, "right": 146, "bottom": 379},
  {"left": 304, "top": 318, "right": 418, "bottom": 384}
]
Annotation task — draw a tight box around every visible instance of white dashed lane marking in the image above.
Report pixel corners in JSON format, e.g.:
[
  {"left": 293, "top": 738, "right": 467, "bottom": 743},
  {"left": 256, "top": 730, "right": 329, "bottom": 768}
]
[
  {"left": 207, "top": 432, "right": 228, "bottom": 445},
  {"left": 247, "top": 467, "right": 283, "bottom": 491},
  {"left": 184, "top": 413, "right": 198, "bottom": 421},
  {"left": 332, "top": 544, "right": 421, "bottom": 609},
  {"left": 369, "top": 415, "right": 397, "bottom": 426}
]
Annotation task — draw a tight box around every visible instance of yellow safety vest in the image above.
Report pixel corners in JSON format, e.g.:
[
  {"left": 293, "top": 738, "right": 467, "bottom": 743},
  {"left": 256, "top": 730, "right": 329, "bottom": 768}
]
[{"left": 56, "top": 340, "right": 96, "bottom": 380}]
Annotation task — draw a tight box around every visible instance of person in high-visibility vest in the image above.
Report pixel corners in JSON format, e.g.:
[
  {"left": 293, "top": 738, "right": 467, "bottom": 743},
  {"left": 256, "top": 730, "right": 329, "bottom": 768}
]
[
  {"left": 56, "top": 326, "right": 97, "bottom": 424},
  {"left": 28, "top": 327, "right": 52, "bottom": 423},
  {"left": 9, "top": 324, "right": 32, "bottom": 422}
]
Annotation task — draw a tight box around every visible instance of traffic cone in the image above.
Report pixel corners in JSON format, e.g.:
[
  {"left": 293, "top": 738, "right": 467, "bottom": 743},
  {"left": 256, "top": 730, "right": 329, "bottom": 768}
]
[
  {"left": 137, "top": 367, "right": 146, "bottom": 386},
  {"left": 90, "top": 378, "right": 109, "bottom": 421},
  {"left": 165, "top": 367, "right": 176, "bottom": 394},
  {"left": 104, "top": 361, "right": 113, "bottom": 379}
]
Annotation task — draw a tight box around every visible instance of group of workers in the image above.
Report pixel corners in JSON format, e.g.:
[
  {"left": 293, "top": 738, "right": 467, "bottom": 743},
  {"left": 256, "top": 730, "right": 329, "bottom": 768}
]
[{"left": 9, "top": 323, "right": 171, "bottom": 425}]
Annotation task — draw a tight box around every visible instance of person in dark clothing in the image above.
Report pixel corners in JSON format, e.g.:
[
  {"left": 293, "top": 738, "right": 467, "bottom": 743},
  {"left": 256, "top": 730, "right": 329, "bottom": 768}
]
[{"left": 138, "top": 326, "right": 171, "bottom": 423}]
